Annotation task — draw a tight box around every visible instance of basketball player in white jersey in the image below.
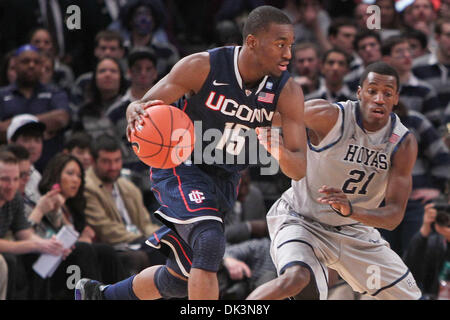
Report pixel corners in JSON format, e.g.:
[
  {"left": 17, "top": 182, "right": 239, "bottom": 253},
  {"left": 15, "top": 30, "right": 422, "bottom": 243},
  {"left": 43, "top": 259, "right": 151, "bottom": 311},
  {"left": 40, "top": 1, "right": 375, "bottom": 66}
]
[{"left": 248, "top": 61, "right": 423, "bottom": 300}]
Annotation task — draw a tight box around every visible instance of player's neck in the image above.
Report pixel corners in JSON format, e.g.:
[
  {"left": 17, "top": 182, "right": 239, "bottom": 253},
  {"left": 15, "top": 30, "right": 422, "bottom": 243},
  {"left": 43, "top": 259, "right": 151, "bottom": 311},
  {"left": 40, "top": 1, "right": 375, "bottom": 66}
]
[{"left": 238, "top": 47, "right": 266, "bottom": 88}]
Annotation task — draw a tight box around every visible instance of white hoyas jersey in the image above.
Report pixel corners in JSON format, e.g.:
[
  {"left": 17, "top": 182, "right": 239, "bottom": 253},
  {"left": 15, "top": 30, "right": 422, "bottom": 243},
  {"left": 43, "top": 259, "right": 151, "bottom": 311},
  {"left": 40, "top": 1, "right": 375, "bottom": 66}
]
[{"left": 282, "top": 100, "right": 410, "bottom": 226}]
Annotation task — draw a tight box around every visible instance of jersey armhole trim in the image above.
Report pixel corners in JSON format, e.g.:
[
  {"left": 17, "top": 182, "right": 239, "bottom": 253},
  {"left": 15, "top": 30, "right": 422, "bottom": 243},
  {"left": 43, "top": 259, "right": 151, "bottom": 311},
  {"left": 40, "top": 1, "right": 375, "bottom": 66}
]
[
  {"left": 307, "top": 102, "right": 345, "bottom": 153},
  {"left": 390, "top": 131, "right": 410, "bottom": 163}
]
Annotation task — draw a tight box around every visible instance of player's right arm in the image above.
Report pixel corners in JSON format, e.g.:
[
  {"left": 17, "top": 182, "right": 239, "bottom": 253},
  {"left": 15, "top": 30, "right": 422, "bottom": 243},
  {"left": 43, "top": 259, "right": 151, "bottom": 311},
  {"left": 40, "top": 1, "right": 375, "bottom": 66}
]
[
  {"left": 318, "top": 133, "right": 418, "bottom": 230},
  {"left": 126, "top": 53, "right": 210, "bottom": 139}
]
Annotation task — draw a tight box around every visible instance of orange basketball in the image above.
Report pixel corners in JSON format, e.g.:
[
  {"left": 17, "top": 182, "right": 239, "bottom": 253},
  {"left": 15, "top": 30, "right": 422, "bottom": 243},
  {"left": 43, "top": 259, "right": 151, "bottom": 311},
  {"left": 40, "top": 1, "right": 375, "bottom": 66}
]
[{"left": 130, "top": 105, "right": 195, "bottom": 169}]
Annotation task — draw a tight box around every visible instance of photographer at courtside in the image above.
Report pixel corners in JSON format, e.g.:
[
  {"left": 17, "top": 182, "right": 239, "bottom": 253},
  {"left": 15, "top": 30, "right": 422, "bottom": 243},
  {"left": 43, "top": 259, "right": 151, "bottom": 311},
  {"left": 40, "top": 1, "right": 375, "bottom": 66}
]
[{"left": 403, "top": 200, "right": 450, "bottom": 299}]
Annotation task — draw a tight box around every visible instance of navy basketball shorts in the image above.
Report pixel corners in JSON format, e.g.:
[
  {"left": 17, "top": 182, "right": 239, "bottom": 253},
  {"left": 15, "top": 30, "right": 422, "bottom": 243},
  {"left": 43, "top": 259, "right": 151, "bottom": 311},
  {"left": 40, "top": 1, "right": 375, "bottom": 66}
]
[{"left": 149, "top": 163, "right": 241, "bottom": 228}]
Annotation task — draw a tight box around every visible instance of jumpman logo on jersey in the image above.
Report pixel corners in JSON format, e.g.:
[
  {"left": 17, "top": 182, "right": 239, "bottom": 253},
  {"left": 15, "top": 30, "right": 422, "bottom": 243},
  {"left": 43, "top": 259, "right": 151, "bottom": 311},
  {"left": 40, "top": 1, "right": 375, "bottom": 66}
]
[{"left": 188, "top": 190, "right": 206, "bottom": 204}]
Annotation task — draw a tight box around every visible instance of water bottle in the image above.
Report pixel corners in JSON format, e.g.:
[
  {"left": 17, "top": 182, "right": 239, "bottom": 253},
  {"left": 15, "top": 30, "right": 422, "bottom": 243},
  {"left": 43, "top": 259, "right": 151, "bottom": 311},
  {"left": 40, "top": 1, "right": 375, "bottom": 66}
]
[{"left": 438, "top": 261, "right": 450, "bottom": 300}]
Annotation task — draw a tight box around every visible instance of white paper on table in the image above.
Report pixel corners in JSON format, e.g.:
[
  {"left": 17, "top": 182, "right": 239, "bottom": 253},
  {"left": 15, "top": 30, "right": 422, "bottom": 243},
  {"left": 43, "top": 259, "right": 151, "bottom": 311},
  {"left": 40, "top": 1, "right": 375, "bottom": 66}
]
[{"left": 32, "top": 225, "right": 79, "bottom": 278}]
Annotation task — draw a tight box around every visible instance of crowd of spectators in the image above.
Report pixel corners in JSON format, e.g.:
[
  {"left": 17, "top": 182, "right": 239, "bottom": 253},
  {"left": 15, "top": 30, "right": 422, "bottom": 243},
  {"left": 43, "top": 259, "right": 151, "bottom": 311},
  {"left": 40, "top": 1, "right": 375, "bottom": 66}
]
[{"left": 0, "top": 0, "right": 449, "bottom": 300}]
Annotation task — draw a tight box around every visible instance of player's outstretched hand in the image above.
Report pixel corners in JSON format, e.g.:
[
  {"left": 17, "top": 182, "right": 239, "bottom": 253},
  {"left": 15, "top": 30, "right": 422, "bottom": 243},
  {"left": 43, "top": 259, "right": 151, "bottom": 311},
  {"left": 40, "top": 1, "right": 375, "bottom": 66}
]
[
  {"left": 126, "top": 99, "right": 164, "bottom": 142},
  {"left": 256, "top": 127, "right": 283, "bottom": 161},
  {"left": 317, "top": 185, "right": 353, "bottom": 217}
]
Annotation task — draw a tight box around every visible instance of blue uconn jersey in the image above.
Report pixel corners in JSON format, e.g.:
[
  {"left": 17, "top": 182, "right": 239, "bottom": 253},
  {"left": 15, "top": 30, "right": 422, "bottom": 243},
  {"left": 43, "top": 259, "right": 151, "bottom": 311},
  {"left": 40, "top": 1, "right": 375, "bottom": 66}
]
[{"left": 174, "top": 46, "right": 290, "bottom": 173}]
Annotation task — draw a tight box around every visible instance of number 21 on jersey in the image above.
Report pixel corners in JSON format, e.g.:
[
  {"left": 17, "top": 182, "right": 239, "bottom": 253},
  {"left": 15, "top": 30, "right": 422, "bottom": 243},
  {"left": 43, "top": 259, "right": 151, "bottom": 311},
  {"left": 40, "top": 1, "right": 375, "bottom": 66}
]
[{"left": 342, "top": 169, "right": 376, "bottom": 195}]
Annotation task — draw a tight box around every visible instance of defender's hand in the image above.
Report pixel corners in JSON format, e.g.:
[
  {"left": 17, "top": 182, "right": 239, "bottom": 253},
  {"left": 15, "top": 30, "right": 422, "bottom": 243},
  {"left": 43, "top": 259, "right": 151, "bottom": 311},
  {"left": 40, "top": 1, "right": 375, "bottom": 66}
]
[
  {"left": 256, "top": 127, "right": 284, "bottom": 161},
  {"left": 317, "top": 185, "right": 353, "bottom": 217}
]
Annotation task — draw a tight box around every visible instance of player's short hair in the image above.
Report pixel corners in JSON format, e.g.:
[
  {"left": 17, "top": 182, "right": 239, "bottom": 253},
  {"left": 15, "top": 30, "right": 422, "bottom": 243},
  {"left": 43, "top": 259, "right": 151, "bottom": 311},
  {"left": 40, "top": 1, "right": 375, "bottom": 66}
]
[
  {"left": 359, "top": 61, "right": 400, "bottom": 92},
  {"left": 381, "top": 35, "right": 408, "bottom": 57},
  {"left": 91, "top": 134, "right": 122, "bottom": 160},
  {"left": 242, "top": 5, "right": 292, "bottom": 38}
]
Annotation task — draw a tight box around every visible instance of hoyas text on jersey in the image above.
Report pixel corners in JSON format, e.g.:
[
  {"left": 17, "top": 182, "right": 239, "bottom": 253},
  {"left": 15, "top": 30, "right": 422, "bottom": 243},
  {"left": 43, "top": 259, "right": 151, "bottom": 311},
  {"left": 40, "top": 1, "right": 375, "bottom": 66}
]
[{"left": 343, "top": 144, "right": 388, "bottom": 170}]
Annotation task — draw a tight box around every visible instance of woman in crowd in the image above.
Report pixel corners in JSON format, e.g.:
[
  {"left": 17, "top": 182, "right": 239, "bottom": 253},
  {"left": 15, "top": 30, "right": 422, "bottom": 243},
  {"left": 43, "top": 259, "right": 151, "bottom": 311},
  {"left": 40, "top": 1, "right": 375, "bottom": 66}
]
[
  {"left": 27, "top": 153, "right": 126, "bottom": 299},
  {"left": 71, "top": 57, "right": 127, "bottom": 139}
]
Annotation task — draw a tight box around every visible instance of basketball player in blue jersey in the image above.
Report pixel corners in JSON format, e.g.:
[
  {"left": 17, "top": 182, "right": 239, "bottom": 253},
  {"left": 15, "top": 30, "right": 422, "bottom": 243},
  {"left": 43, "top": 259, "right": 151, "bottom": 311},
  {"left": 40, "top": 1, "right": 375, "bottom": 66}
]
[
  {"left": 75, "top": 6, "right": 307, "bottom": 300},
  {"left": 246, "top": 62, "right": 423, "bottom": 300}
]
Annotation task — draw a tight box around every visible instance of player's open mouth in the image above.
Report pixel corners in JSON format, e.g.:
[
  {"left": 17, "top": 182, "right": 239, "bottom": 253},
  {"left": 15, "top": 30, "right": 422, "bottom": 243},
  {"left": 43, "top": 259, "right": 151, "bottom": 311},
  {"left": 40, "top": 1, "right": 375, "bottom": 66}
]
[
  {"left": 371, "top": 107, "right": 385, "bottom": 118},
  {"left": 278, "top": 62, "right": 289, "bottom": 71}
]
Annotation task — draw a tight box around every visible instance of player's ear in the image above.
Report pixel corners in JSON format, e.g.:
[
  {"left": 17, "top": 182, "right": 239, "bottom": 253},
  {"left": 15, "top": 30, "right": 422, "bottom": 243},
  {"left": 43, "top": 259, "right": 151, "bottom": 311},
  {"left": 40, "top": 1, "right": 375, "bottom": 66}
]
[
  {"left": 246, "top": 34, "right": 258, "bottom": 49},
  {"left": 356, "top": 86, "right": 362, "bottom": 100}
]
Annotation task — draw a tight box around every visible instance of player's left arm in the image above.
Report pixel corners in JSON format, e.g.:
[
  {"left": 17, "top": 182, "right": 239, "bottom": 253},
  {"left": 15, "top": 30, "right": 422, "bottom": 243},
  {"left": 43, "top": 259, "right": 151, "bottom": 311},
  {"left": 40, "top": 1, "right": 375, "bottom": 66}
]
[
  {"left": 318, "top": 133, "right": 418, "bottom": 230},
  {"left": 257, "top": 78, "right": 307, "bottom": 181}
]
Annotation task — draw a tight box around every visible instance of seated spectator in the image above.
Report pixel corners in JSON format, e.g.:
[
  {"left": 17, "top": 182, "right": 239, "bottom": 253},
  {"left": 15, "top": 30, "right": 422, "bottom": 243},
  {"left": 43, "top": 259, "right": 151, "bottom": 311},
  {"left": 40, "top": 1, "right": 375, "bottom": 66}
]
[
  {"left": 439, "top": 0, "right": 450, "bottom": 19},
  {"left": 445, "top": 101, "right": 450, "bottom": 147},
  {"left": 327, "top": 17, "right": 361, "bottom": 73},
  {"left": 6, "top": 114, "right": 46, "bottom": 207},
  {"left": 382, "top": 35, "right": 443, "bottom": 129},
  {"left": 224, "top": 169, "right": 268, "bottom": 244},
  {"left": 305, "top": 48, "right": 355, "bottom": 102},
  {"left": 71, "top": 57, "right": 127, "bottom": 139},
  {"left": 403, "top": 201, "right": 450, "bottom": 299},
  {"left": 107, "top": 47, "right": 158, "bottom": 191},
  {"left": 84, "top": 134, "right": 165, "bottom": 275},
  {"left": 39, "top": 53, "right": 55, "bottom": 88},
  {"left": 1, "top": 145, "right": 127, "bottom": 299},
  {"left": 212, "top": 20, "right": 242, "bottom": 47},
  {"left": 378, "top": 101, "right": 450, "bottom": 256},
  {"left": 0, "top": 50, "right": 17, "bottom": 86},
  {"left": 0, "top": 254, "right": 7, "bottom": 300},
  {"left": 0, "top": 44, "right": 71, "bottom": 172},
  {"left": 0, "top": 151, "right": 71, "bottom": 299},
  {"left": 29, "top": 27, "right": 75, "bottom": 93},
  {"left": 34, "top": 153, "right": 128, "bottom": 297},
  {"left": 403, "top": 29, "right": 430, "bottom": 59},
  {"left": 375, "top": 0, "right": 402, "bottom": 40},
  {"left": 412, "top": 18, "right": 450, "bottom": 124},
  {"left": 291, "top": 42, "right": 322, "bottom": 95},
  {"left": 344, "top": 30, "right": 382, "bottom": 94},
  {"left": 282, "top": 0, "right": 331, "bottom": 53},
  {"left": 70, "top": 30, "right": 126, "bottom": 109},
  {"left": 110, "top": 0, "right": 180, "bottom": 78},
  {"left": 63, "top": 131, "right": 94, "bottom": 171},
  {"left": 354, "top": 2, "right": 371, "bottom": 31},
  {"left": 398, "top": 0, "right": 416, "bottom": 30},
  {"left": 219, "top": 238, "right": 276, "bottom": 300},
  {"left": 410, "top": 0, "right": 438, "bottom": 50}
]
